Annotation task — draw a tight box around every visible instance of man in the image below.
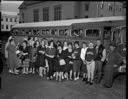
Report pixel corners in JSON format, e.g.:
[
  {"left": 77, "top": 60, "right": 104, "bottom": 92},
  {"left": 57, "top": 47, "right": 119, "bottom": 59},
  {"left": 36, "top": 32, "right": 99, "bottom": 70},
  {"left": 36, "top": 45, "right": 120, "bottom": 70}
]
[
  {"left": 95, "top": 39, "right": 106, "bottom": 83},
  {"left": 102, "top": 43, "right": 123, "bottom": 88}
]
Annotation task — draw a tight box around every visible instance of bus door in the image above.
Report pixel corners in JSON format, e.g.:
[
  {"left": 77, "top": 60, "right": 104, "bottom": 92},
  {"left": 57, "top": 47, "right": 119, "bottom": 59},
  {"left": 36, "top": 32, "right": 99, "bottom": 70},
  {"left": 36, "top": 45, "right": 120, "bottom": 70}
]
[{"left": 103, "top": 27, "right": 112, "bottom": 49}]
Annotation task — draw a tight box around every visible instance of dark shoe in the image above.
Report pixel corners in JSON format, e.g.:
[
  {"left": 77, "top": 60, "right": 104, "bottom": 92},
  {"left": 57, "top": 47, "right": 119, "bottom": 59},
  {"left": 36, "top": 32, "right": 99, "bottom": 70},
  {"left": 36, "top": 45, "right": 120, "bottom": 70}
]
[
  {"left": 82, "top": 78, "right": 86, "bottom": 82},
  {"left": 86, "top": 81, "right": 90, "bottom": 84},
  {"left": 102, "top": 84, "right": 112, "bottom": 88},
  {"left": 89, "top": 82, "right": 93, "bottom": 85}
]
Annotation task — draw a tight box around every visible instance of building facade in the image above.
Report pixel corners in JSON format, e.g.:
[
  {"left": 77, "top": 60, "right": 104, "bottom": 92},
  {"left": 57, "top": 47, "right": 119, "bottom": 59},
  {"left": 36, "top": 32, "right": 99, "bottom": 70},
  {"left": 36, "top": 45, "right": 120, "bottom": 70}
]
[
  {"left": 1, "top": 11, "right": 19, "bottom": 31},
  {"left": 18, "top": 1, "right": 126, "bottom": 23}
]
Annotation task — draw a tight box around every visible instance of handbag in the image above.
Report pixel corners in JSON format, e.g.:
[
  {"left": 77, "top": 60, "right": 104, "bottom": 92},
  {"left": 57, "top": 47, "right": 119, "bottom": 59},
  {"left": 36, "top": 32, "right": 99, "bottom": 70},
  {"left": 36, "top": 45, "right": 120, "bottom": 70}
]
[{"left": 59, "top": 59, "right": 66, "bottom": 66}]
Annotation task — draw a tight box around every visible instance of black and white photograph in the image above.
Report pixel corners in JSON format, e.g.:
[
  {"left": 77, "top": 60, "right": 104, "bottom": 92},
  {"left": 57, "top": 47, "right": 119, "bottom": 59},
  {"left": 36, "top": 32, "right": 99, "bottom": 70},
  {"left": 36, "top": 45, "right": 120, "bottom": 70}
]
[{"left": 0, "top": 0, "right": 126, "bottom": 99}]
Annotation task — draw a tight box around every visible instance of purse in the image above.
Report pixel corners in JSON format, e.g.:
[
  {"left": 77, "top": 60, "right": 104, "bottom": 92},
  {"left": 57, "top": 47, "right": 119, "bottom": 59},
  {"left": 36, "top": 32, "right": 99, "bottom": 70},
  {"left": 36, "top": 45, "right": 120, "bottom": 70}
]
[{"left": 59, "top": 59, "right": 66, "bottom": 66}]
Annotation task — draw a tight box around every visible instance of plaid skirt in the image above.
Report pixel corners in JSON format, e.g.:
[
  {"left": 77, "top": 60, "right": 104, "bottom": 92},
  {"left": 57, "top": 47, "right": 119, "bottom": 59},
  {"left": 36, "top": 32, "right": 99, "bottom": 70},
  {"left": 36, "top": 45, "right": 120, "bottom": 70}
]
[{"left": 22, "top": 59, "right": 30, "bottom": 68}]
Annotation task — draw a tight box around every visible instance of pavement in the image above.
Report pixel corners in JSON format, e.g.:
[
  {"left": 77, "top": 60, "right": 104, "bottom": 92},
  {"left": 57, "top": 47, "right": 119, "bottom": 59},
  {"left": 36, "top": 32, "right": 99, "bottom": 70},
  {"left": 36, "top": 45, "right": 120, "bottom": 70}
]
[{"left": 0, "top": 67, "right": 126, "bottom": 99}]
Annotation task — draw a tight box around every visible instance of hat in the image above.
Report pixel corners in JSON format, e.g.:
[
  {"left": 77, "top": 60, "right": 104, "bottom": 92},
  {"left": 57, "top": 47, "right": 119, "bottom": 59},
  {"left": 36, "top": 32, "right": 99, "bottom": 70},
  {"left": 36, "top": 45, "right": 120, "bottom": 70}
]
[{"left": 109, "top": 43, "right": 116, "bottom": 47}]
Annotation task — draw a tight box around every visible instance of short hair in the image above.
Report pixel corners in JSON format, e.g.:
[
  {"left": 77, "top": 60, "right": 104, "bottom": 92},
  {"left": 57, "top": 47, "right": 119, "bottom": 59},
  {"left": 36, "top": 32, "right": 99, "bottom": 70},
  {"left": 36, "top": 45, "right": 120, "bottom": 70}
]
[
  {"left": 27, "top": 36, "right": 31, "bottom": 41},
  {"left": 23, "top": 40, "right": 28, "bottom": 45},
  {"left": 68, "top": 42, "right": 72, "bottom": 46},
  {"left": 48, "top": 40, "right": 54, "bottom": 46},
  {"left": 82, "top": 42, "right": 87, "bottom": 45},
  {"left": 74, "top": 41, "right": 79, "bottom": 45}
]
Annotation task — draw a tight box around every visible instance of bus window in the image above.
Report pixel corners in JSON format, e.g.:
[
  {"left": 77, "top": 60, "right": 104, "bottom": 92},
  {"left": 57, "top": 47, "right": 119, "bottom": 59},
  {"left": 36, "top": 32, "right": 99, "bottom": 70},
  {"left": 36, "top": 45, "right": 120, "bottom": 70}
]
[
  {"left": 51, "top": 29, "right": 58, "bottom": 36},
  {"left": 71, "top": 29, "right": 83, "bottom": 37},
  {"left": 28, "top": 29, "right": 32, "bottom": 35},
  {"left": 121, "top": 27, "right": 126, "bottom": 43},
  {"left": 59, "top": 29, "right": 69, "bottom": 37},
  {"left": 113, "top": 28, "right": 119, "bottom": 44},
  {"left": 33, "top": 30, "right": 37, "bottom": 36},
  {"left": 42, "top": 30, "right": 46, "bottom": 35},
  {"left": 86, "top": 29, "right": 100, "bottom": 38},
  {"left": 36, "top": 29, "right": 41, "bottom": 36},
  {"left": 46, "top": 29, "right": 50, "bottom": 35}
]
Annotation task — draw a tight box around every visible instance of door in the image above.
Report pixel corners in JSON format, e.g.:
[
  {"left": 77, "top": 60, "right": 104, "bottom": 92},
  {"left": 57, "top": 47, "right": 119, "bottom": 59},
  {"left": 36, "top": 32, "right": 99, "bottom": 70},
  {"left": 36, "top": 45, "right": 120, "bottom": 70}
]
[{"left": 103, "top": 27, "right": 112, "bottom": 50}]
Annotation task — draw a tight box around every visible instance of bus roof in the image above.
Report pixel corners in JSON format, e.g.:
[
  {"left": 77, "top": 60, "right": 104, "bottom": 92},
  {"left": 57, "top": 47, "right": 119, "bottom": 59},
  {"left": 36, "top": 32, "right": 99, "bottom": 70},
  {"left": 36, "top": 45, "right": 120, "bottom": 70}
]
[{"left": 12, "top": 16, "right": 125, "bottom": 28}]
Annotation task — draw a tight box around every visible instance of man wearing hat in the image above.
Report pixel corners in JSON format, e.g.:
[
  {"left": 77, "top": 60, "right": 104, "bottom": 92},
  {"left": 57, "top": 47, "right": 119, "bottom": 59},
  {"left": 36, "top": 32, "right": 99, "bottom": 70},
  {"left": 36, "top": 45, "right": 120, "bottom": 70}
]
[{"left": 102, "top": 43, "right": 123, "bottom": 88}]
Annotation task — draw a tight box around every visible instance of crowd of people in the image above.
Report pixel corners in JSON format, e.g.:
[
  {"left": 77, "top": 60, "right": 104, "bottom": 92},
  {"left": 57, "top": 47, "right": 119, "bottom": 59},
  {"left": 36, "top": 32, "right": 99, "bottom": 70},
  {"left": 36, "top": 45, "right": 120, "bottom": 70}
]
[{"left": 4, "top": 36, "right": 125, "bottom": 88}]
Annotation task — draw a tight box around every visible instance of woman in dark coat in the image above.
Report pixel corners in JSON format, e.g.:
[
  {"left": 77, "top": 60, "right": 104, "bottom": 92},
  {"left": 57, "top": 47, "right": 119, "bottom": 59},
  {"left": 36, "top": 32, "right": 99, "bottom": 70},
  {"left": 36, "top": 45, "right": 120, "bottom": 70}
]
[
  {"left": 37, "top": 39, "right": 46, "bottom": 77},
  {"left": 7, "top": 38, "right": 20, "bottom": 74}
]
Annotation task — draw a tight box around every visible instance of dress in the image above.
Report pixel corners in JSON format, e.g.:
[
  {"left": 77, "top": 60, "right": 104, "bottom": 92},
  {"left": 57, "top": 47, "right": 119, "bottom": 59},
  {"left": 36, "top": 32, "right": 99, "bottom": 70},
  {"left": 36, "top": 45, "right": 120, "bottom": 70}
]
[
  {"left": 54, "top": 50, "right": 66, "bottom": 72},
  {"left": 37, "top": 45, "right": 46, "bottom": 67},
  {"left": 73, "top": 47, "right": 81, "bottom": 72},
  {"left": 20, "top": 46, "right": 30, "bottom": 68},
  {"left": 64, "top": 49, "right": 73, "bottom": 72},
  {"left": 29, "top": 47, "right": 37, "bottom": 68},
  {"left": 6, "top": 43, "right": 19, "bottom": 68}
]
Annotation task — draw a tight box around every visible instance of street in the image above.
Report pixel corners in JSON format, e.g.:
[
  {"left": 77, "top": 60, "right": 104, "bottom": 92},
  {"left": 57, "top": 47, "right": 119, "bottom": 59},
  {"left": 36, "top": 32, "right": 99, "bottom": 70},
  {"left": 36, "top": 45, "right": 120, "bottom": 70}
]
[{"left": 0, "top": 67, "right": 126, "bottom": 99}]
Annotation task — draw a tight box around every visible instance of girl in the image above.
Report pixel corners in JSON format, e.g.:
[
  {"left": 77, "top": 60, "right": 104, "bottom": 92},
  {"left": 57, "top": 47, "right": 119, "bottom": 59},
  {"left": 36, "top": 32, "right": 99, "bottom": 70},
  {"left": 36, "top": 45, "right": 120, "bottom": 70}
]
[
  {"left": 85, "top": 42, "right": 96, "bottom": 85},
  {"left": 65, "top": 43, "right": 74, "bottom": 80},
  {"left": 7, "top": 38, "right": 20, "bottom": 74},
  {"left": 30, "top": 42, "right": 37, "bottom": 74},
  {"left": 45, "top": 40, "right": 56, "bottom": 80},
  {"left": 20, "top": 40, "right": 30, "bottom": 74},
  {"left": 37, "top": 39, "right": 46, "bottom": 77},
  {"left": 72, "top": 41, "right": 81, "bottom": 81}
]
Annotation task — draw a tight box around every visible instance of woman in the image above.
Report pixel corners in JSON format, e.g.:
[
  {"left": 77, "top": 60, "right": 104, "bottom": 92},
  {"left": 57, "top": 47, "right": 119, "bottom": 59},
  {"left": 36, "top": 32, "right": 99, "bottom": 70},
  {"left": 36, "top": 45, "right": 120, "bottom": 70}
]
[
  {"left": 85, "top": 42, "right": 96, "bottom": 85},
  {"left": 37, "top": 39, "right": 46, "bottom": 77},
  {"left": 55, "top": 45, "right": 66, "bottom": 81},
  {"left": 6, "top": 38, "right": 20, "bottom": 74},
  {"left": 5, "top": 36, "right": 13, "bottom": 73},
  {"left": 45, "top": 40, "right": 56, "bottom": 80},
  {"left": 72, "top": 41, "right": 81, "bottom": 81},
  {"left": 80, "top": 42, "right": 88, "bottom": 82},
  {"left": 65, "top": 43, "right": 74, "bottom": 80},
  {"left": 20, "top": 40, "right": 30, "bottom": 74}
]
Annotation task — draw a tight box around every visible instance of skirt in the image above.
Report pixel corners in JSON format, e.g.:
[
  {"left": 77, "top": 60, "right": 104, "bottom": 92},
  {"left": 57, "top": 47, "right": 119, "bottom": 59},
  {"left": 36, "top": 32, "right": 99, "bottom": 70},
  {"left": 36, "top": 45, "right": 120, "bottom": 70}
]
[
  {"left": 22, "top": 59, "right": 30, "bottom": 68},
  {"left": 81, "top": 62, "right": 87, "bottom": 73},
  {"left": 73, "top": 60, "right": 81, "bottom": 72}
]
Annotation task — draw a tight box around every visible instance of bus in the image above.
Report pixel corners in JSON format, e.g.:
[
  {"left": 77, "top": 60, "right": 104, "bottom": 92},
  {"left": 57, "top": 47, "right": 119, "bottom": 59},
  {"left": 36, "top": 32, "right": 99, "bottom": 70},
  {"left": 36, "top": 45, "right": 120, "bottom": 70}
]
[{"left": 11, "top": 16, "right": 126, "bottom": 48}]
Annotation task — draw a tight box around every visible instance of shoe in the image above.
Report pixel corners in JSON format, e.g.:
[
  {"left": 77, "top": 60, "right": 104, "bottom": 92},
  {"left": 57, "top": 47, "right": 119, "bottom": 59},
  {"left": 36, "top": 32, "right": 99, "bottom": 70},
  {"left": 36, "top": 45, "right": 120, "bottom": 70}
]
[
  {"left": 74, "top": 78, "right": 77, "bottom": 81},
  {"left": 82, "top": 78, "right": 86, "bottom": 82},
  {"left": 50, "top": 76, "right": 53, "bottom": 79},
  {"left": 86, "top": 81, "right": 90, "bottom": 84},
  {"left": 102, "top": 84, "right": 112, "bottom": 88},
  {"left": 76, "top": 77, "right": 79, "bottom": 80},
  {"left": 46, "top": 77, "right": 50, "bottom": 80},
  {"left": 89, "top": 82, "right": 93, "bottom": 85},
  {"left": 39, "top": 74, "right": 43, "bottom": 77}
]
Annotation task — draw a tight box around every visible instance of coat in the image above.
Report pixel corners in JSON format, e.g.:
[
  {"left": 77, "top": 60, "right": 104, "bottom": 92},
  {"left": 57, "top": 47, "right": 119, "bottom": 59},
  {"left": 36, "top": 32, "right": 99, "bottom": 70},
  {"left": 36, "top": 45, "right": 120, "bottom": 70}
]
[{"left": 6, "top": 43, "right": 19, "bottom": 68}]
